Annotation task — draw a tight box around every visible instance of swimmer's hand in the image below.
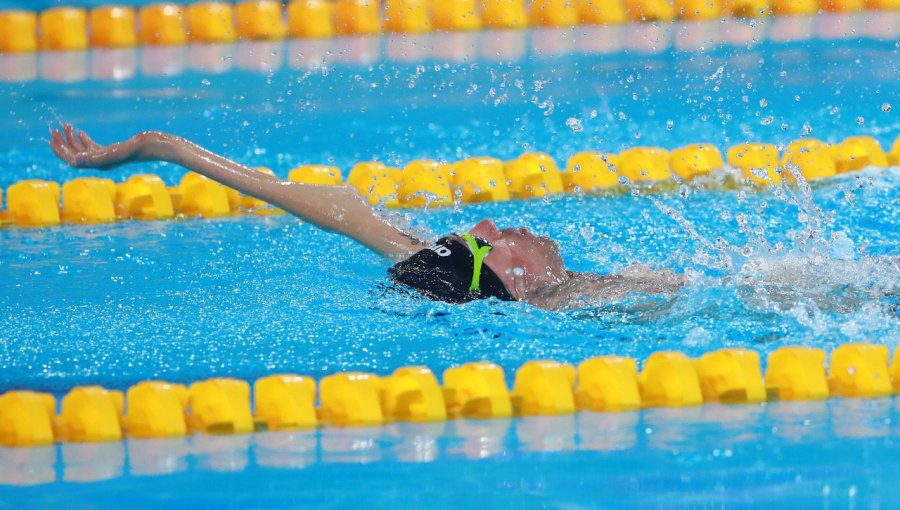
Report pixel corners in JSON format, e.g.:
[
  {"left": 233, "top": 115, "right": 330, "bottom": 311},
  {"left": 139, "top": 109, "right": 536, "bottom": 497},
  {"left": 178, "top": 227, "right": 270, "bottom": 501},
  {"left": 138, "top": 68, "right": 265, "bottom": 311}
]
[{"left": 49, "top": 124, "right": 162, "bottom": 171}]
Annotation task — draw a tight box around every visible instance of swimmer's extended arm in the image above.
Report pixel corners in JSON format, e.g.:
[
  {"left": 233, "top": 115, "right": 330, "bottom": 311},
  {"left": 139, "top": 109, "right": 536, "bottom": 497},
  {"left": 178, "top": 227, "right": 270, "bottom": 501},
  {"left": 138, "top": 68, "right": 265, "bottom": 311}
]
[{"left": 49, "top": 125, "right": 423, "bottom": 260}]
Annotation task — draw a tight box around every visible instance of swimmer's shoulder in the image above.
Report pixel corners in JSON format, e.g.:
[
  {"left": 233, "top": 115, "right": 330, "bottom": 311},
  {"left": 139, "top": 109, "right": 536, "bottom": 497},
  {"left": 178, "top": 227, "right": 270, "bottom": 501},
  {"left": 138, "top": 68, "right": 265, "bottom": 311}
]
[{"left": 527, "top": 268, "right": 686, "bottom": 310}]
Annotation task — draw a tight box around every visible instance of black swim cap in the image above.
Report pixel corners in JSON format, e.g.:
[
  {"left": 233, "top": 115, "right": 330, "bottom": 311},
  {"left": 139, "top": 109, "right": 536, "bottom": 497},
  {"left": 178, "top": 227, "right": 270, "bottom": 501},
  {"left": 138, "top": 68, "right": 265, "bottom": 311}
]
[{"left": 388, "top": 236, "right": 516, "bottom": 304}]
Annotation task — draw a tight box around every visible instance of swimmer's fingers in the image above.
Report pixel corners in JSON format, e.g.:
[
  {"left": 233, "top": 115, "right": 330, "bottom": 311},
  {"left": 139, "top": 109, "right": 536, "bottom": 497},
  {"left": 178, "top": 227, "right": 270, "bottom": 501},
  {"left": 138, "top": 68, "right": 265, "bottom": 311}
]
[
  {"left": 50, "top": 127, "right": 101, "bottom": 169},
  {"left": 63, "top": 124, "right": 86, "bottom": 152},
  {"left": 78, "top": 130, "right": 101, "bottom": 151},
  {"left": 49, "top": 129, "right": 79, "bottom": 166}
]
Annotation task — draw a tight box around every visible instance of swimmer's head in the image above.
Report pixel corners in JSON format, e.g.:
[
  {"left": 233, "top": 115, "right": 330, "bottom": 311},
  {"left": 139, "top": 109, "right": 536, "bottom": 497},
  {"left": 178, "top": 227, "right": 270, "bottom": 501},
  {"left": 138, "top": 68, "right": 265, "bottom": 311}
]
[
  {"left": 468, "top": 219, "right": 568, "bottom": 299},
  {"left": 388, "top": 219, "right": 567, "bottom": 303},
  {"left": 388, "top": 234, "right": 514, "bottom": 303}
]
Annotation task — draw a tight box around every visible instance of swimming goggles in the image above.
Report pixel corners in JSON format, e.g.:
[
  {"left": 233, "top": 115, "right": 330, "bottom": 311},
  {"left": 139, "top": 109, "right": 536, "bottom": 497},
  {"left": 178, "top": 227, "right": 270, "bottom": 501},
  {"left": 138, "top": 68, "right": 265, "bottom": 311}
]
[{"left": 460, "top": 233, "right": 492, "bottom": 293}]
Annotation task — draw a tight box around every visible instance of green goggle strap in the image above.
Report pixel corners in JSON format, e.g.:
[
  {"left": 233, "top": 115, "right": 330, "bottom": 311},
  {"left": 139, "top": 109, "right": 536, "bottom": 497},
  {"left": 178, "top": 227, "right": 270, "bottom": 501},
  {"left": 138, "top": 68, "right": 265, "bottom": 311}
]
[{"left": 461, "top": 233, "right": 492, "bottom": 293}]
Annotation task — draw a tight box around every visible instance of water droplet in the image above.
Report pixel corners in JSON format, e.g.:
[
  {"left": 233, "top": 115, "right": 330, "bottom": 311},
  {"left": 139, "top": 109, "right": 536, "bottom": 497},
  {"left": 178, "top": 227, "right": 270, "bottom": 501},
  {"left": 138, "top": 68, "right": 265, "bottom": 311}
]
[
  {"left": 856, "top": 116, "right": 865, "bottom": 125},
  {"left": 759, "top": 98, "right": 768, "bottom": 107},
  {"left": 566, "top": 117, "right": 583, "bottom": 133},
  {"left": 882, "top": 103, "right": 892, "bottom": 112},
  {"left": 666, "top": 120, "right": 674, "bottom": 130}
]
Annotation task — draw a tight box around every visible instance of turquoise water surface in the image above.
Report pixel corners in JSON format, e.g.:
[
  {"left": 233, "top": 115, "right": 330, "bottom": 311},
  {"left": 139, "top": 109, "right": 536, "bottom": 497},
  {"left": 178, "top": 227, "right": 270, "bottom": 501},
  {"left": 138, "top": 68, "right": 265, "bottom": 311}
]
[{"left": 1, "top": 15, "right": 900, "bottom": 507}]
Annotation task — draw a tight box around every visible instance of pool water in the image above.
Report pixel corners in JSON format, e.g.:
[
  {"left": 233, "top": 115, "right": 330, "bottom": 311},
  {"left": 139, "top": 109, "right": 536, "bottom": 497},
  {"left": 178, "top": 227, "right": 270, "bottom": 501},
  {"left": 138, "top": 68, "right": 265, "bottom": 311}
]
[{"left": 1, "top": 16, "right": 900, "bottom": 507}]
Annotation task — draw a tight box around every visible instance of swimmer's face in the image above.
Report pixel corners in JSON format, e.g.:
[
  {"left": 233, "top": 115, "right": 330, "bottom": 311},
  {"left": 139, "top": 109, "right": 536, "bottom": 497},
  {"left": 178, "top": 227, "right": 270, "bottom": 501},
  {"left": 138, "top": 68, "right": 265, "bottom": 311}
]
[{"left": 469, "top": 218, "right": 567, "bottom": 299}]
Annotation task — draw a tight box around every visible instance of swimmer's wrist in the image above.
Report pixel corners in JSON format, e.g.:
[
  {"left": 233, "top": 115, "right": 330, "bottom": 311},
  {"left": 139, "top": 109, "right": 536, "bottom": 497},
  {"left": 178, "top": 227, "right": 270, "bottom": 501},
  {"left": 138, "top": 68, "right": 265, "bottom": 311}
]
[{"left": 131, "top": 131, "right": 182, "bottom": 163}]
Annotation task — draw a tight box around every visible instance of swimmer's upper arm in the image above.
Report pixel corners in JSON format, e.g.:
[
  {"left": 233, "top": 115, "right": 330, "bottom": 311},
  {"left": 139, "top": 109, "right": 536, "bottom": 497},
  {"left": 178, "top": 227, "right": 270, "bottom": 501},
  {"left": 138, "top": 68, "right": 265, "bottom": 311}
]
[
  {"left": 528, "top": 269, "right": 686, "bottom": 310},
  {"left": 263, "top": 182, "right": 424, "bottom": 260}
]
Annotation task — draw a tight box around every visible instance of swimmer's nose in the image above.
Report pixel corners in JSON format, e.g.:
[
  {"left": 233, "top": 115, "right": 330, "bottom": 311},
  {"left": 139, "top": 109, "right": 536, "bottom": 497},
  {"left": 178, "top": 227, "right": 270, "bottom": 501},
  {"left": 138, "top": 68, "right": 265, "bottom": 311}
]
[{"left": 470, "top": 218, "right": 501, "bottom": 241}]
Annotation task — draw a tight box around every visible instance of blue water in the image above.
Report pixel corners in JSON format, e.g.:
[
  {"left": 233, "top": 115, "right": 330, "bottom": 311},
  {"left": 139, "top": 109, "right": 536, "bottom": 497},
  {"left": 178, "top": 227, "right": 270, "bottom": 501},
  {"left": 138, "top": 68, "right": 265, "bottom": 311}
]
[{"left": 2, "top": 18, "right": 900, "bottom": 507}]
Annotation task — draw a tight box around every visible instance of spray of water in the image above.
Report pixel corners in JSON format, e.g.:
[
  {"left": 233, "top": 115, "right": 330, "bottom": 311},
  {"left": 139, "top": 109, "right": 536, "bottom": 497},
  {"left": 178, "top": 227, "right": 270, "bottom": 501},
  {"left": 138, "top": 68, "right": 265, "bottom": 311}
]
[{"left": 619, "top": 163, "right": 900, "bottom": 325}]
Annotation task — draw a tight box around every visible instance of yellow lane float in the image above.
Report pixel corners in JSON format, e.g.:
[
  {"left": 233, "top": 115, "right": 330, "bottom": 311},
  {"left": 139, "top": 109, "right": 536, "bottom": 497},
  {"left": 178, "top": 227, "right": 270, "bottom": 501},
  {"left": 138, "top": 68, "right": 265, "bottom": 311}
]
[
  {"left": 6, "top": 180, "right": 60, "bottom": 227},
  {"left": 384, "top": 0, "right": 432, "bottom": 33},
  {"left": 617, "top": 147, "right": 672, "bottom": 182},
  {"left": 335, "top": 0, "right": 382, "bottom": 35},
  {"left": 0, "top": 11, "right": 37, "bottom": 53},
  {"left": 138, "top": 3, "right": 188, "bottom": 46},
  {"left": 2, "top": 342, "right": 900, "bottom": 448},
  {"left": 625, "top": 0, "right": 676, "bottom": 22},
  {"left": 722, "top": 0, "right": 771, "bottom": 16},
  {"left": 347, "top": 161, "right": 398, "bottom": 207},
  {"left": 482, "top": 0, "right": 529, "bottom": 28},
  {"left": 832, "top": 136, "right": 889, "bottom": 173},
  {"left": 452, "top": 157, "right": 511, "bottom": 203},
  {"left": 289, "top": 165, "right": 342, "bottom": 185},
  {"left": 575, "top": 356, "right": 641, "bottom": 412},
  {"left": 670, "top": 143, "right": 724, "bottom": 180},
  {"left": 889, "top": 136, "right": 900, "bottom": 166},
  {"left": 287, "top": 0, "right": 335, "bottom": 38},
  {"left": 771, "top": 0, "right": 819, "bottom": 14},
  {"left": 187, "top": 2, "right": 238, "bottom": 43},
  {"left": 380, "top": 366, "right": 447, "bottom": 422},
  {"left": 695, "top": 349, "right": 766, "bottom": 404},
  {"left": 395, "top": 160, "right": 453, "bottom": 207},
  {"left": 782, "top": 139, "right": 837, "bottom": 181},
  {"left": 235, "top": 0, "right": 287, "bottom": 40},
  {"left": 176, "top": 172, "right": 232, "bottom": 218},
  {"left": 0, "top": 136, "right": 894, "bottom": 231},
  {"left": 727, "top": 143, "right": 782, "bottom": 184},
  {"left": 39, "top": 7, "right": 88, "bottom": 51},
  {"left": 675, "top": 0, "right": 723, "bottom": 19},
  {"left": 827, "top": 343, "right": 892, "bottom": 398},
  {"left": 504, "top": 153, "right": 564, "bottom": 198},
  {"left": 443, "top": 362, "right": 512, "bottom": 419},
  {"left": 579, "top": 0, "right": 628, "bottom": 23},
  {"left": 254, "top": 375, "right": 318, "bottom": 430},
  {"left": 115, "top": 174, "right": 175, "bottom": 220},
  {"left": 187, "top": 378, "right": 254, "bottom": 434},
  {"left": 57, "top": 386, "right": 124, "bottom": 443},
  {"left": 638, "top": 351, "right": 703, "bottom": 407},
  {"left": 433, "top": 0, "right": 482, "bottom": 30},
  {"left": 765, "top": 346, "right": 829, "bottom": 401},
  {"left": 531, "top": 0, "right": 580, "bottom": 27},
  {"left": 61, "top": 177, "right": 116, "bottom": 224},
  {"left": 89, "top": 6, "right": 137, "bottom": 48},
  {"left": 512, "top": 360, "right": 576, "bottom": 416},
  {"left": 124, "top": 382, "right": 188, "bottom": 438},
  {"left": 563, "top": 152, "right": 619, "bottom": 192},
  {"left": 0, "top": 391, "right": 56, "bottom": 447},
  {"left": 319, "top": 372, "right": 384, "bottom": 427}
]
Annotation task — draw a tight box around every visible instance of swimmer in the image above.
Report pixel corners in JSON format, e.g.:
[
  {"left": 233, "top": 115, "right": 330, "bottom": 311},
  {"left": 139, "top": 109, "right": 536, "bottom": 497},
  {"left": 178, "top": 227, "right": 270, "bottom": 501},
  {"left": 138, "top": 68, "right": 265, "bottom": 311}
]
[{"left": 49, "top": 124, "right": 684, "bottom": 310}]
